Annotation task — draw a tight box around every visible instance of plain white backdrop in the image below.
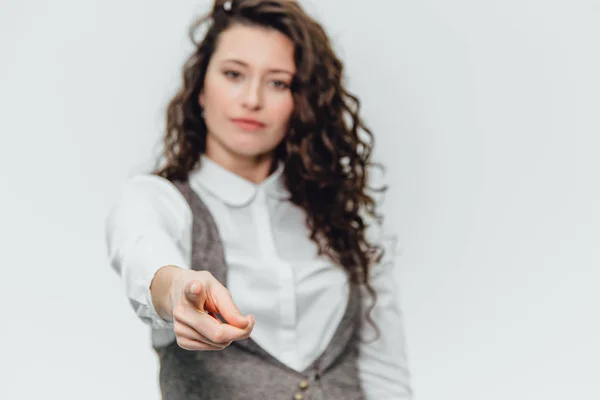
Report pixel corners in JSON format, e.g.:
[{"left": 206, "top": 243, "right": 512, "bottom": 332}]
[{"left": 1, "top": 0, "right": 598, "bottom": 399}]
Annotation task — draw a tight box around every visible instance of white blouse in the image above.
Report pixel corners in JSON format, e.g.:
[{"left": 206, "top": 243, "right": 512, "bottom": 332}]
[{"left": 105, "top": 156, "right": 412, "bottom": 399}]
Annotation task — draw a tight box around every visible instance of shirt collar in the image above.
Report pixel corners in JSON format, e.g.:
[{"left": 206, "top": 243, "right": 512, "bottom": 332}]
[{"left": 189, "top": 155, "right": 290, "bottom": 207}]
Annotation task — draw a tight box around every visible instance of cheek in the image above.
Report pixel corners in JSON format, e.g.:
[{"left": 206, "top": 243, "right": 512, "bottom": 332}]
[
  {"left": 203, "top": 75, "right": 233, "bottom": 113},
  {"left": 269, "top": 95, "right": 294, "bottom": 131}
]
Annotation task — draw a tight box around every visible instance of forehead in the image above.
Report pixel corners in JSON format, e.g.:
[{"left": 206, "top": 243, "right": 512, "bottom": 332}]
[{"left": 212, "top": 24, "right": 296, "bottom": 72}]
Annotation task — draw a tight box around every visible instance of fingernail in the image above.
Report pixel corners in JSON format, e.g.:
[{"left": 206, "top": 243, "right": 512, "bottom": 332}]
[{"left": 190, "top": 283, "right": 198, "bottom": 293}]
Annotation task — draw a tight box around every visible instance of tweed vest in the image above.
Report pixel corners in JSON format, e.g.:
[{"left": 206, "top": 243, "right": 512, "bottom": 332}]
[{"left": 154, "top": 180, "right": 365, "bottom": 400}]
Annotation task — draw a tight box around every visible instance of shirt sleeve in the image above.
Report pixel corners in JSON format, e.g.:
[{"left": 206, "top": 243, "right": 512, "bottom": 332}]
[
  {"left": 104, "top": 174, "right": 193, "bottom": 329},
  {"left": 357, "top": 216, "right": 413, "bottom": 399}
]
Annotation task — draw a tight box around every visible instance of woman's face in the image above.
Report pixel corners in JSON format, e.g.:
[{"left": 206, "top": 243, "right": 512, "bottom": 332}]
[{"left": 200, "top": 24, "right": 296, "bottom": 164}]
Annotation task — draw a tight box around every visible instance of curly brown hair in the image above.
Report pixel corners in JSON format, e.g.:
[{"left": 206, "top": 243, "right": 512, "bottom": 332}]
[{"left": 153, "top": 0, "right": 387, "bottom": 335}]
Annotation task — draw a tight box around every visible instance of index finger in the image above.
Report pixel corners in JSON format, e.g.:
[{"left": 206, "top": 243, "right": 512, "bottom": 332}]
[{"left": 205, "top": 280, "right": 253, "bottom": 329}]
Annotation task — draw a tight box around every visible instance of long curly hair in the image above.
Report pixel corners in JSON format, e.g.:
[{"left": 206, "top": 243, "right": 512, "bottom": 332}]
[{"left": 153, "top": 0, "right": 387, "bottom": 334}]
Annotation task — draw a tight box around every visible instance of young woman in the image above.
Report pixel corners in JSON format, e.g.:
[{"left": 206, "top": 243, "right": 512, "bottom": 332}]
[{"left": 106, "top": 0, "right": 412, "bottom": 398}]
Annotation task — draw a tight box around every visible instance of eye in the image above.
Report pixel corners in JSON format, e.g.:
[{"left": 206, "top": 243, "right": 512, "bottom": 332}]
[
  {"left": 270, "top": 80, "right": 290, "bottom": 90},
  {"left": 224, "top": 70, "right": 242, "bottom": 80}
]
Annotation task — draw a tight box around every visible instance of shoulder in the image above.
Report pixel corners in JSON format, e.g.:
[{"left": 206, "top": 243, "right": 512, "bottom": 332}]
[{"left": 107, "top": 174, "right": 192, "bottom": 222}]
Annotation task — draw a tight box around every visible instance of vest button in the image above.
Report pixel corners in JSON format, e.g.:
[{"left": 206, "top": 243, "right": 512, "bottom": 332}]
[
  {"left": 294, "top": 393, "right": 304, "bottom": 400},
  {"left": 298, "top": 379, "right": 309, "bottom": 390}
]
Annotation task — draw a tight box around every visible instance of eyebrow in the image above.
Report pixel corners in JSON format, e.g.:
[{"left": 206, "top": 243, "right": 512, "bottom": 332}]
[{"left": 222, "top": 59, "right": 295, "bottom": 76}]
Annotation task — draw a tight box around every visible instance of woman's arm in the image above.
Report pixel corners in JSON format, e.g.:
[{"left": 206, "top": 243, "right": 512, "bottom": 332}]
[
  {"left": 104, "top": 175, "right": 192, "bottom": 328},
  {"left": 104, "top": 175, "right": 254, "bottom": 348}
]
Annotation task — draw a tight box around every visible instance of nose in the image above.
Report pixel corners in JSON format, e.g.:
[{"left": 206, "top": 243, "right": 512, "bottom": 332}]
[{"left": 241, "top": 78, "right": 263, "bottom": 111}]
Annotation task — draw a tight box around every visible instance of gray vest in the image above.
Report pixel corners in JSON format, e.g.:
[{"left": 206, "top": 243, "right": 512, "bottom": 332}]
[{"left": 154, "top": 180, "right": 365, "bottom": 400}]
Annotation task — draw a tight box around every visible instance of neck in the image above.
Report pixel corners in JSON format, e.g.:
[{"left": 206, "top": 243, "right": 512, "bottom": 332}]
[{"left": 204, "top": 151, "right": 275, "bottom": 184}]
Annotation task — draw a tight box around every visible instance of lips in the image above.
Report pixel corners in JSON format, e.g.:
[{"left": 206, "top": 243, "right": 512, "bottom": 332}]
[{"left": 231, "top": 118, "right": 265, "bottom": 131}]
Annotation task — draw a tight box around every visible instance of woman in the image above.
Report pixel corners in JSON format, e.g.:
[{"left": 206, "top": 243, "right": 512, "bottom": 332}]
[{"left": 106, "top": 0, "right": 412, "bottom": 398}]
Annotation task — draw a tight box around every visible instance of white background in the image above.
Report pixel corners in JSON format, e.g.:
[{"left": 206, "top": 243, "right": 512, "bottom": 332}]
[{"left": 1, "top": 0, "right": 598, "bottom": 399}]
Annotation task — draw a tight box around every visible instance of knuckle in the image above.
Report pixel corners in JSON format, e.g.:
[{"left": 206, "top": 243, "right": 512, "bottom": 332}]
[
  {"left": 173, "top": 324, "right": 187, "bottom": 338},
  {"left": 198, "top": 270, "right": 214, "bottom": 280},
  {"left": 176, "top": 337, "right": 190, "bottom": 350},
  {"left": 173, "top": 325, "right": 182, "bottom": 337},
  {"left": 211, "top": 327, "right": 228, "bottom": 344},
  {"left": 172, "top": 304, "right": 186, "bottom": 320}
]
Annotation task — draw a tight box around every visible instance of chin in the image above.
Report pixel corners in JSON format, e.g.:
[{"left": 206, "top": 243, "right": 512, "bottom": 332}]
[
  {"left": 227, "top": 143, "right": 277, "bottom": 160},
  {"left": 208, "top": 132, "right": 282, "bottom": 161},
  {"left": 226, "top": 138, "right": 280, "bottom": 159}
]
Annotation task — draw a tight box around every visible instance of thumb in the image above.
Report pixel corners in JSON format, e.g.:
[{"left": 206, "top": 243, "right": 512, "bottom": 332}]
[{"left": 184, "top": 280, "right": 206, "bottom": 309}]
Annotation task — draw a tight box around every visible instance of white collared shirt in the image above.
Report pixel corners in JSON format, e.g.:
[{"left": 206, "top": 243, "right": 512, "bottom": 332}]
[{"left": 105, "top": 156, "right": 412, "bottom": 399}]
